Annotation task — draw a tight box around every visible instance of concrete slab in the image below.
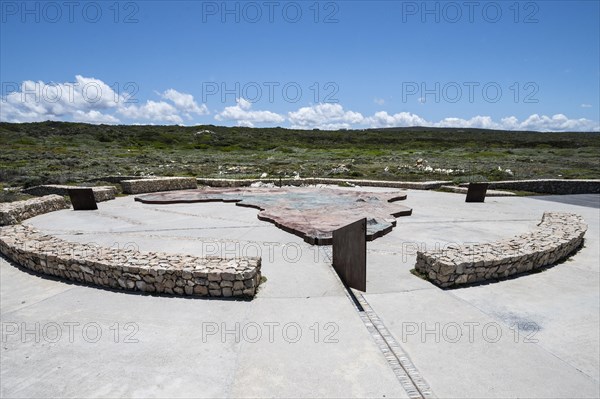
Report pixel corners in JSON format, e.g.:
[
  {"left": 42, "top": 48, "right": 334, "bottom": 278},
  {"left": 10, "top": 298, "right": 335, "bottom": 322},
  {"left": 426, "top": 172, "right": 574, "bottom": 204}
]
[
  {"left": 0, "top": 278, "right": 248, "bottom": 398},
  {"left": 1, "top": 189, "right": 598, "bottom": 398},
  {"left": 531, "top": 193, "right": 600, "bottom": 208},
  {"left": 451, "top": 267, "right": 600, "bottom": 380},
  {"left": 2, "top": 193, "right": 404, "bottom": 398},
  {"left": 229, "top": 296, "right": 408, "bottom": 398},
  {"left": 0, "top": 259, "right": 74, "bottom": 315},
  {"left": 365, "top": 289, "right": 599, "bottom": 398},
  {"left": 0, "top": 257, "right": 406, "bottom": 398},
  {"left": 362, "top": 191, "right": 599, "bottom": 397}
]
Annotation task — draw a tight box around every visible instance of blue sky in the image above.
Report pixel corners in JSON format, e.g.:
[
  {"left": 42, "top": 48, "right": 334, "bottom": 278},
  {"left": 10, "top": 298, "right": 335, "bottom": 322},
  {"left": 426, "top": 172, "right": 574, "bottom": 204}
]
[{"left": 1, "top": 0, "right": 599, "bottom": 131}]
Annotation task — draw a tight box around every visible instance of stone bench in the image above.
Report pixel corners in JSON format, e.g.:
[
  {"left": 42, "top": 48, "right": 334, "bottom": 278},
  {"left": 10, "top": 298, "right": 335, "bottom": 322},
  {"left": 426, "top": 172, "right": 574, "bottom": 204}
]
[
  {"left": 121, "top": 177, "right": 197, "bottom": 194},
  {"left": 415, "top": 212, "right": 587, "bottom": 288},
  {"left": 22, "top": 185, "right": 117, "bottom": 202},
  {"left": 0, "top": 225, "right": 262, "bottom": 298},
  {"left": 0, "top": 195, "right": 69, "bottom": 226}
]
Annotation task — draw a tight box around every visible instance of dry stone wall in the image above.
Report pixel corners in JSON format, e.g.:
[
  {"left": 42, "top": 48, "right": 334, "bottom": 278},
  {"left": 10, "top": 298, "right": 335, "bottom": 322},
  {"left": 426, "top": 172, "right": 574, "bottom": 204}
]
[
  {"left": 200, "top": 178, "right": 600, "bottom": 194},
  {"left": 197, "top": 177, "right": 450, "bottom": 190},
  {"left": 0, "top": 195, "right": 69, "bottom": 226},
  {"left": 23, "top": 185, "right": 117, "bottom": 202},
  {"left": 0, "top": 225, "right": 262, "bottom": 298},
  {"left": 460, "top": 179, "right": 600, "bottom": 194},
  {"left": 439, "top": 185, "right": 515, "bottom": 197},
  {"left": 121, "top": 177, "right": 198, "bottom": 194},
  {"left": 415, "top": 212, "right": 587, "bottom": 288}
]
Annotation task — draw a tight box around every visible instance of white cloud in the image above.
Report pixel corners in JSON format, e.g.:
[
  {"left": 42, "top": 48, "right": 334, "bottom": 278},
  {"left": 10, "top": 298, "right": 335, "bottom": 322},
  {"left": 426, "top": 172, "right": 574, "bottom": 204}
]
[
  {"left": 374, "top": 98, "right": 385, "bottom": 105},
  {"left": 118, "top": 100, "right": 184, "bottom": 124},
  {"left": 513, "top": 113, "right": 599, "bottom": 132},
  {"left": 2, "top": 77, "right": 598, "bottom": 132},
  {"left": 0, "top": 75, "right": 124, "bottom": 123},
  {"left": 215, "top": 98, "right": 285, "bottom": 127},
  {"left": 288, "top": 103, "right": 364, "bottom": 129},
  {"left": 70, "top": 75, "right": 124, "bottom": 110},
  {"left": 433, "top": 115, "right": 498, "bottom": 129},
  {"left": 285, "top": 104, "right": 599, "bottom": 132},
  {"left": 72, "top": 110, "right": 121, "bottom": 124},
  {"left": 365, "top": 111, "right": 428, "bottom": 128},
  {"left": 0, "top": 75, "right": 209, "bottom": 125},
  {"left": 161, "top": 89, "right": 209, "bottom": 117}
]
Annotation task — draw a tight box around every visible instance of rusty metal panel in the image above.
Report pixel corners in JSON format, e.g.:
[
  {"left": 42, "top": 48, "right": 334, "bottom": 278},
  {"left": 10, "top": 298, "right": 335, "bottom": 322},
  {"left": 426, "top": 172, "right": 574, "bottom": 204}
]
[
  {"left": 465, "top": 183, "right": 489, "bottom": 203},
  {"left": 68, "top": 188, "right": 98, "bottom": 211},
  {"left": 332, "top": 218, "right": 367, "bottom": 292}
]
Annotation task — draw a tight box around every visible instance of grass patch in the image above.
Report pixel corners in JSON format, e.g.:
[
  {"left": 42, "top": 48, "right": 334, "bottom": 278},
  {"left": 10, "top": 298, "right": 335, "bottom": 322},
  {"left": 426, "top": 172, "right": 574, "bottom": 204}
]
[
  {"left": 0, "top": 191, "right": 34, "bottom": 203},
  {"left": 0, "top": 121, "right": 598, "bottom": 187}
]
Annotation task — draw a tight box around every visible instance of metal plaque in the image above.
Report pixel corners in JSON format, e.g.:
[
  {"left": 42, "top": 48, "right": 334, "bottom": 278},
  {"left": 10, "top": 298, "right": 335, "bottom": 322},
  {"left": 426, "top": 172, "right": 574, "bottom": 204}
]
[
  {"left": 68, "top": 188, "right": 98, "bottom": 211},
  {"left": 332, "top": 218, "right": 367, "bottom": 292},
  {"left": 465, "top": 183, "right": 489, "bottom": 203}
]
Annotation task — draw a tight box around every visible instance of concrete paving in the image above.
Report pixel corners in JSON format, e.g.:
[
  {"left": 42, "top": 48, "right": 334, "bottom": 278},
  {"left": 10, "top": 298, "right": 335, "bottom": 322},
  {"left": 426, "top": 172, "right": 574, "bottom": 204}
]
[
  {"left": 365, "top": 190, "right": 600, "bottom": 398},
  {"left": 1, "top": 188, "right": 598, "bottom": 398}
]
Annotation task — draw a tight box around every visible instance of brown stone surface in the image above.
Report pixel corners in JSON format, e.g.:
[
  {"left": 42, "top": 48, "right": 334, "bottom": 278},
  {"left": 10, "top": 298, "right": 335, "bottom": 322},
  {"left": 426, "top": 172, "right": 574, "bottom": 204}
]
[{"left": 135, "top": 187, "right": 413, "bottom": 245}]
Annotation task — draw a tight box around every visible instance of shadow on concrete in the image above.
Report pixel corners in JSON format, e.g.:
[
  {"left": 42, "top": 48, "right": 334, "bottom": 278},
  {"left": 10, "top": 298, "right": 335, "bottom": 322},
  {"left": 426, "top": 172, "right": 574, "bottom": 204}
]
[{"left": 527, "top": 194, "right": 600, "bottom": 209}]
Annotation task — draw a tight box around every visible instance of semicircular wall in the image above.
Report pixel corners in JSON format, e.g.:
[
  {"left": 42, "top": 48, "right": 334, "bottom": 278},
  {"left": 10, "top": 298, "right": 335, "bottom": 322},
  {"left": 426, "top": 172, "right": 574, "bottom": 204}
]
[
  {"left": 415, "top": 212, "right": 587, "bottom": 288},
  {"left": 0, "top": 225, "right": 261, "bottom": 298}
]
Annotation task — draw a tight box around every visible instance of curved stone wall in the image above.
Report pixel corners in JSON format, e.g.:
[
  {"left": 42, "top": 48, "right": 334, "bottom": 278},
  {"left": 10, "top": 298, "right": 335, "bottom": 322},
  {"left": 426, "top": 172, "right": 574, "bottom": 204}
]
[
  {"left": 0, "top": 195, "right": 69, "bottom": 226},
  {"left": 0, "top": 225, "right": 262, "bottom": 298},
  {"left": 415, "top": 212, "right": 587, "bottom": 288}
]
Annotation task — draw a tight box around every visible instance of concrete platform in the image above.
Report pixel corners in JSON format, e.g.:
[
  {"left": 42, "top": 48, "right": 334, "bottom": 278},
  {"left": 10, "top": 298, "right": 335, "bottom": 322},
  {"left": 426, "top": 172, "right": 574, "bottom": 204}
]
[{"left": 1, "top": 188, "right": 598, "bottom": 398}]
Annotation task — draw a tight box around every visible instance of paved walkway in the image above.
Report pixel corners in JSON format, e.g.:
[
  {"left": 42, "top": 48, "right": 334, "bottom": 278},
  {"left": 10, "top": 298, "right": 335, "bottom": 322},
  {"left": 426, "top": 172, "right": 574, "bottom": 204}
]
[{"left": 1, "top": 188, "right": 598, "bottom": 398}]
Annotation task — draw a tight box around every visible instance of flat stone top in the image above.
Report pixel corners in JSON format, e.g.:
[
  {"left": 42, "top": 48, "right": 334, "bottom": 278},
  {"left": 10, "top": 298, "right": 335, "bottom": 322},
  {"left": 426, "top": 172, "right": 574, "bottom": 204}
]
[
  {"left": 23, "top": 184, "right": 116, "bottom": 192},
  {"left": 32, "top": 184, "right": 114, "bottom": 189},
  {"left": 135, "top": 187, "right": 413, "bottom": 244},
  {"left": 121, "top": 177, "right": 194, "bottom": 183}
]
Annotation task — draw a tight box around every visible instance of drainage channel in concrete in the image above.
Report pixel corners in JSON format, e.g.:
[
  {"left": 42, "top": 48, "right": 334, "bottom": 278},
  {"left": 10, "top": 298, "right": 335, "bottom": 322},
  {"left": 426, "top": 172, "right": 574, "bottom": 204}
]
[{"left": 322, "top": 246, "right": 435, "bottom": 399}]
